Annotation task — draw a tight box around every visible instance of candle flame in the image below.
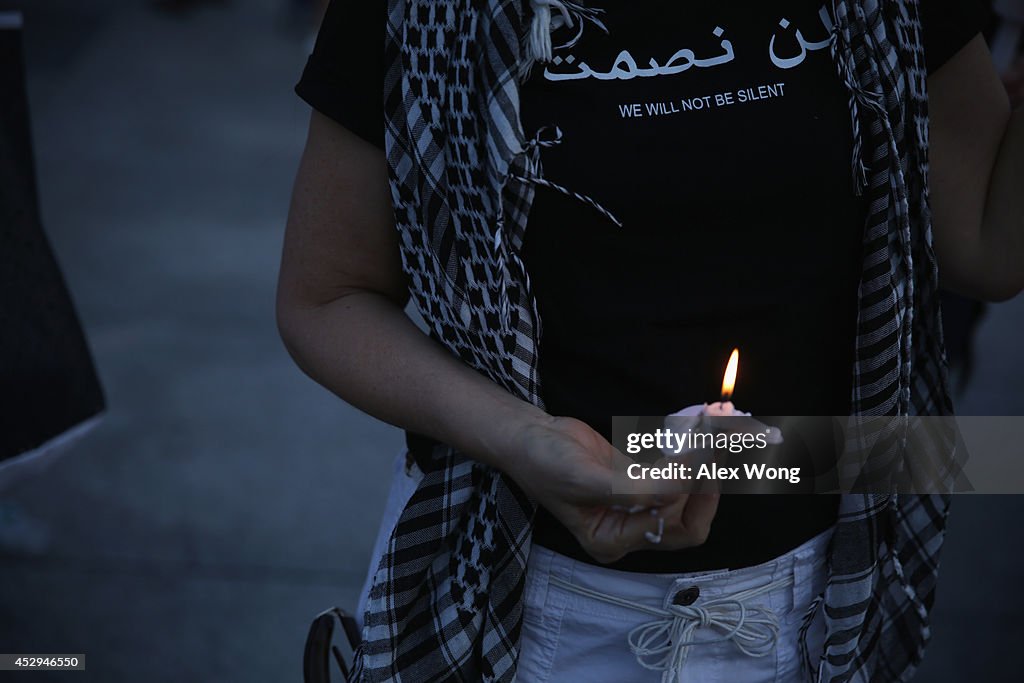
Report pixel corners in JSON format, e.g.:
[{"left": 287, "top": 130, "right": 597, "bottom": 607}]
[{"left": 721, "top": 348, "right": 739, "bottom": 400}]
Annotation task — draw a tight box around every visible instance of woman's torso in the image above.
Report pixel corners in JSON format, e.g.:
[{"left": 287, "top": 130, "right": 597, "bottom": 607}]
[{"left": 519, "top": 0, "right": 858, "bottom": 571}]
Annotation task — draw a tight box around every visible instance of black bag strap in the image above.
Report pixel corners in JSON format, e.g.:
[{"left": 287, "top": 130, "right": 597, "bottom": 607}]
[{"left": 303, "top": 607, "right": 361, "bottom": 683}]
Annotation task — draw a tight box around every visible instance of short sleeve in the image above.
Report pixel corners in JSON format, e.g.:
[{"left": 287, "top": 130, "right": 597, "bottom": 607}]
[
  {"left": 295, "top": 1, "right": 386, "bottom": 148},
  {"left": 920, "top": 0, "right": 990, "bottom": 75}
]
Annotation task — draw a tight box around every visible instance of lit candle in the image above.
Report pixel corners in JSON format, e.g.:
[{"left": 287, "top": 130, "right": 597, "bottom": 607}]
[{"left": 704, "top": 348, "right": 739, "bottom": 416}]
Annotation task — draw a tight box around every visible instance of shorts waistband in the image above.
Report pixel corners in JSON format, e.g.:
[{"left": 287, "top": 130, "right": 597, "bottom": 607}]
[
  {"left": 526, "top": 526, "right": 834, "bottom": 682},
  {"left": 529, "top": 524, "right": 833, "bottom": 605}
]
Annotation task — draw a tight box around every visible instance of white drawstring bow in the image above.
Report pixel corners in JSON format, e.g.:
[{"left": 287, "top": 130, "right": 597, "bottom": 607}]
[{"left": 550, "top": 574, "right": 792, "bottom": 683}]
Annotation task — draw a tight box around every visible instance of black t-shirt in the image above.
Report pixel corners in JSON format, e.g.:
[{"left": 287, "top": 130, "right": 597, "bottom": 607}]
[{"left": 296, "top": 0, "right": 984, "bottom": 572}]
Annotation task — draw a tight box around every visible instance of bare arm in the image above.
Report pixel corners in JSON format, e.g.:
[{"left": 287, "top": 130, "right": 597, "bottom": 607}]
[
  {"left": 276, "top": 111, "right": 716, "bottom": 562},
  {"left": 930, "top": 35, "right": 1024, "bottom": 302},
  {"left": 276, "top": 111, "right": 544, "bottom": 464}
]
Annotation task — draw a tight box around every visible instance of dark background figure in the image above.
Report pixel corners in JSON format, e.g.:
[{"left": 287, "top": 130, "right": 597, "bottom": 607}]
[
  {"left": 0, "top": 13, "right": 104, "bottom": 474},
  {"left": 0, "top": 9, "right": 105, "bottom": 561},
  {"left": 0, "top": 1, "right": 1020, "bottom": 681}
]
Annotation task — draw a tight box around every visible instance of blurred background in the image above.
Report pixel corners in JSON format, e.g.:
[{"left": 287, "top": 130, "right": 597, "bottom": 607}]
[{"left": 0, "top": 0, "right": 1021, "bottom": 681}]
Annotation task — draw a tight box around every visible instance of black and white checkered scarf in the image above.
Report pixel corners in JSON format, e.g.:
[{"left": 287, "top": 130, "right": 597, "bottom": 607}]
[{"left": 356, "top": 1, "right": 952, "bottom": 681}]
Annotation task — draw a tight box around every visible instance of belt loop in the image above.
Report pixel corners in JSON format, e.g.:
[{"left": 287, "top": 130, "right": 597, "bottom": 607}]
[
  {"left": 791, "top": 528, "right": 832, "bottom": 616},
  {"left": 791, "top": 561, "right": 802, "bottom": 615},
  {"left": 526, "top": 545, "right": 556, "bottom": 613},
  {"left": 791, "top": 544, "right": 813, "bottom": 609}
]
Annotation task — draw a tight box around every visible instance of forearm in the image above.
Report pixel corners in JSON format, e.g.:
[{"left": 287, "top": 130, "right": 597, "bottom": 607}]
[
  {"left": 277, "top": 291, "right": 551, "bottom": 470},
  {"left": 929, "top": 37, "right": 1024, "bottom": 301},
  {"left": 979, "top": 106, "right": 1024, "bottom": 299}
]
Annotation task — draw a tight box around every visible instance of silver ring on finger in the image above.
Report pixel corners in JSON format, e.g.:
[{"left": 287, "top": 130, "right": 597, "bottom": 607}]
[{"left": 644, "top": 517, "right": 665, "bottom": 545}]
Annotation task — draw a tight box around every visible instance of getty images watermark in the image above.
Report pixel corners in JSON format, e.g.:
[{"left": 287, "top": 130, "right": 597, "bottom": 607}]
[
  {"left": 609, "top": 415, "right": 1024, "bottom": 495},
  {"left": 624, "top": 424, "right": 802, "bottom": 485}
]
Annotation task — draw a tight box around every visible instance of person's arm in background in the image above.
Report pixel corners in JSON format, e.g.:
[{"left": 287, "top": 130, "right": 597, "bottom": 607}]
[
  {"left": 931, "top": 34, "right": 1024, "bottom": 301},
  {"left": 276, "top": 111, "right": 719, "bottom": 563},
  {"left": 991, "top": 0, "right": 1024, "bottom": 107}
]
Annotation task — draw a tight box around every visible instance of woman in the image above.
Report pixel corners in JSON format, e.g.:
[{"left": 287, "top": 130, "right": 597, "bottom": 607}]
[{"left": 279, "top": 0, "right": 1023, "bottom": 680}]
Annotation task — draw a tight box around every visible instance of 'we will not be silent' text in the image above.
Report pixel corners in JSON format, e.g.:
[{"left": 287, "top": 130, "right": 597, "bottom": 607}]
[{"left": 619, "top": 82, "right": 785, "bottom": 118}]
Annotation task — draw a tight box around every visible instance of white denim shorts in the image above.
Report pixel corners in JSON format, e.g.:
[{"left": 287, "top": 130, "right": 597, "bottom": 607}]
[
  {"left": 357, "top": 452, "right": 831, "bottom": 682},
  {"left": 518, "top": 526, "right": 833, "bottom": 683}
]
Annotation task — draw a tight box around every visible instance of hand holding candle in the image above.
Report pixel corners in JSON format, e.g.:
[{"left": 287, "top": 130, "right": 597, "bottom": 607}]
[{"left": 629, "top": 347, "right": 782, "bottom": 547}]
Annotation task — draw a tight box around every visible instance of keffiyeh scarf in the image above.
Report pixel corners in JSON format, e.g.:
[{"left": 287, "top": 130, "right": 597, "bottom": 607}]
[{"left": 356, "top": 1, "right": 952, "bottom": 681}]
